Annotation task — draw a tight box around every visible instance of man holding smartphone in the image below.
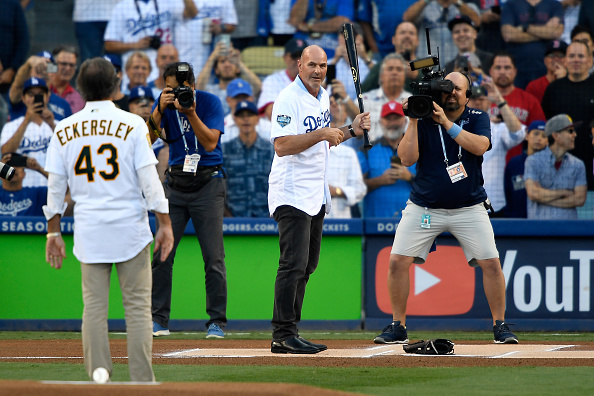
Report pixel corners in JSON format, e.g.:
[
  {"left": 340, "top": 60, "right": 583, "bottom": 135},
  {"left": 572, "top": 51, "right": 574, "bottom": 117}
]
[{"left": 0, "top": 78, "right": 54, "bottom": 187}]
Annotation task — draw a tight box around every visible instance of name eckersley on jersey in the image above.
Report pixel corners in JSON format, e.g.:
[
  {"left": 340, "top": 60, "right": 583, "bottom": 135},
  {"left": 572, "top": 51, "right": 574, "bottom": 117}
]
[{"left": 54, "top": 120, "right": 135, "bottom": 146}]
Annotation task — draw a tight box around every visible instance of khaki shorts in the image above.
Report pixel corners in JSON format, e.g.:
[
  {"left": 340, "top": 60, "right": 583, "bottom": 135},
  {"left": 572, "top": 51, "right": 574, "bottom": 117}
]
[{"left": 391, "top": 201, "right": 499, "bottom": 267}]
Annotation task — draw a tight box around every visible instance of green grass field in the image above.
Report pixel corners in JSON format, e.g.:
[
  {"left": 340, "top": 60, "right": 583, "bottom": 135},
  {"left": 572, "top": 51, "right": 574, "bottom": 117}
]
[{"left": 1, "top": 331, "right": 593, "bottom": 395}]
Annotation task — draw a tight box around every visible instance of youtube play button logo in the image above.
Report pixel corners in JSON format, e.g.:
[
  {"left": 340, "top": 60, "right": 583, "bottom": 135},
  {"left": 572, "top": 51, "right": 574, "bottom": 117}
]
[{"left": 375, "top": 245, "right": 475, "bottom": 315}]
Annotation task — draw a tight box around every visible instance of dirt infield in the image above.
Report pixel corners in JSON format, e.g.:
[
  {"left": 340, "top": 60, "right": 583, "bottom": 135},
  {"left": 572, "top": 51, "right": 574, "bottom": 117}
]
[{"left": 1, "top": 338, "right": 593, "bottom": 395}]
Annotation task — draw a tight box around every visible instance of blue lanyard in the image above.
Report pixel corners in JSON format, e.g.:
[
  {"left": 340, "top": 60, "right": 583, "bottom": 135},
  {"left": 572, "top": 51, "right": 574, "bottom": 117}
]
[
  {"left": 438, "top": 124, "right": 462, "bottom": 168},
  {"left": 176, "top": 111, "right": 198, "bottom": 155}
]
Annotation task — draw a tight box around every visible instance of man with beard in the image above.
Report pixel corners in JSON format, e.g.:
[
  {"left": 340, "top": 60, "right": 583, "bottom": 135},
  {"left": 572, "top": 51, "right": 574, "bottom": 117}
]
[
  {"left": 488, "top": 51, "right": 545, "bottom": 161},
  {"left": 524, "top": 114, "right": 587, "bottom": 219},
  {"left": 357, "top": 101, "right": 415, "bottom": 218},
  {"left": 374, "top": 72, "right": 518, "bottom": 345}
]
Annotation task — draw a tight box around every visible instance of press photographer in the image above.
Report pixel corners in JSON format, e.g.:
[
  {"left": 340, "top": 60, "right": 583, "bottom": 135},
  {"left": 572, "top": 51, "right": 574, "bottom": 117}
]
[{"left": 147, "top": 62, "right": 228, "bottom": 339}]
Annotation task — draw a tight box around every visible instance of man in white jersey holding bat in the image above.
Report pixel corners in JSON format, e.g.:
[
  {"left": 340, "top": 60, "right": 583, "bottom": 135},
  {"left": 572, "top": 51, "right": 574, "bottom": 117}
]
[
  {"left": 268, "top": 45, "right": 370, "bottom": 354},
  {"left": 43, "top": 57, "right": 174, "bottom": 382}
]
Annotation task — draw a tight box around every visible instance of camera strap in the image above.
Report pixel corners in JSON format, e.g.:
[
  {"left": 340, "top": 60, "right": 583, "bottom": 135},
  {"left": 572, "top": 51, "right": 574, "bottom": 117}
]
[
  {"left": 134, "top": 0, "right": 160, "bottom": 32},
  {"left": 176, "top": 111, "right": 198, "bottom": 156}
]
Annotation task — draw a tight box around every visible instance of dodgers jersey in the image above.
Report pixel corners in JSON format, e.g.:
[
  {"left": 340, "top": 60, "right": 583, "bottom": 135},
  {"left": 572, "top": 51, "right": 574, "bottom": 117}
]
[
  {"left": 0, "top": 117, "right": 53, "bottom": 188},
  {"left": 44, "top": 101, "right": 159, "bottom": 263},
  {"left": 268, "top": 76, "right": 332, "bottom": 217},
  {"left": 104, "top": 0, "right": 185, "bottom": 88}
]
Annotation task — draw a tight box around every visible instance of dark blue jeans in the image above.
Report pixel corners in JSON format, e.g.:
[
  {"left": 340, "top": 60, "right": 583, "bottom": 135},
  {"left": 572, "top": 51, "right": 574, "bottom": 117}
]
[
  {"left": 271, "top": 205, "right": 325, "bottom": 341},
  {"left": 152, "top": 177, "right": 227, "bottom": 329}
]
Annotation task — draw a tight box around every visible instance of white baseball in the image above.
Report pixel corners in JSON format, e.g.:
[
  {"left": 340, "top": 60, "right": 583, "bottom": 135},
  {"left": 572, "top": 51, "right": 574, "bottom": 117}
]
[{"left": 92, "top": 367, "right": 109, "bottom": 384}]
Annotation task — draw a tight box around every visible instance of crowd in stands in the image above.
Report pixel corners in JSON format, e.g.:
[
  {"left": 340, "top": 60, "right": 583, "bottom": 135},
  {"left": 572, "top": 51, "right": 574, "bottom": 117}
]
[{"left": 1, "top": 0, "right": 594, "bottom": 220}]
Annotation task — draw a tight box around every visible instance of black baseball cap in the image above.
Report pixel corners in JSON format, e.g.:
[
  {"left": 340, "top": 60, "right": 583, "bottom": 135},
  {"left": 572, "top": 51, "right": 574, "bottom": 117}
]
[
  {"left": 448, "top": 15, "right": 478, "bottom": 32},
  {"left": 545, "top": 40, "right": 568, "bottom": 56},
  {"left": 284, "top": 38, "right": 308, "bottom": 56}
]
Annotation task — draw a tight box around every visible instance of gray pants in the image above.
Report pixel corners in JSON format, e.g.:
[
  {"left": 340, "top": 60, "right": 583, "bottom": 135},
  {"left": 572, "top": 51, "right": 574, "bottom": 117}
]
[
  {"left": 81, "top": 244, "right": 154, "bottom": 382},
  {"left": 152, "top": 177, "right": 227, "bottom": 329}
]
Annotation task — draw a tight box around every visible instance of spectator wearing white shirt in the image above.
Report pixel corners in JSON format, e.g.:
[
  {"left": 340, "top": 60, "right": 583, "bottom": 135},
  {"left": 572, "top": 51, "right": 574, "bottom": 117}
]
[
  {"left": 469, "top": 77, "right": 525, "bottom": 217},
  {"left": 326, "top": 94, "right": 367, "bottom": 219}
]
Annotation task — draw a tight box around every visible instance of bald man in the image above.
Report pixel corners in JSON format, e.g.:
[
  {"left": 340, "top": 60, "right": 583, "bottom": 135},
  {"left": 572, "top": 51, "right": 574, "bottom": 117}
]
[
  {"left": 374, "top": 72, "right": 519, "bottom": 346},
  {"left": 268, "top": 45, "right": 370, "bottom": 354}
]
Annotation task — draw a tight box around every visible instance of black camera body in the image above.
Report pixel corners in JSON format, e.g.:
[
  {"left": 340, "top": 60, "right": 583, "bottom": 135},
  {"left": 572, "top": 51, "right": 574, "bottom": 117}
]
[
  {"left": 167, "top": 63, "right": 195, "bottom": 109},
  {"left": 171, "top": 86, "right": 194, "bottom": 109},
  {"left": 149, "top": 36, "right": 161, "bottom": 50},
  {"left": 404, "top": 28, "right": 454, "bottom": 119}
]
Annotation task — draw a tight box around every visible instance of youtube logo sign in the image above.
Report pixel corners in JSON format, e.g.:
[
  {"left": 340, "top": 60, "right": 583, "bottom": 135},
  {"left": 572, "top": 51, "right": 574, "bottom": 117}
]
[{"left": 375, "top": 245, "right": 475, "bottom": 316}]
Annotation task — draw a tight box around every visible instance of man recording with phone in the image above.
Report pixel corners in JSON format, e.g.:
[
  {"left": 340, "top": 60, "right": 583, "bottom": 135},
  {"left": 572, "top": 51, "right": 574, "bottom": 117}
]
[
  {"left": 1, "top": 78, "right": 54, "bottom": 187},
  {"left": 147, "top": 61, "right": 228, "bottom": 339},
  {"left": 374, "top": 71, "right": 518, "bottom": 345}
]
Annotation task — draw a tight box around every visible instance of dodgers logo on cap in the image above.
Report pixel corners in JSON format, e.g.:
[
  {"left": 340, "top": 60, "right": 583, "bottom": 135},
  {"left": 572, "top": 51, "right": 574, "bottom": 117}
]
[{"left": 277, "top": 115, "right": 291, "bottom": 128}]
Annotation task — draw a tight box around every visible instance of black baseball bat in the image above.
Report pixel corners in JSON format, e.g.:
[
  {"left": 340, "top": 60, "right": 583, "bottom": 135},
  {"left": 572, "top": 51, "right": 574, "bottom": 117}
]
[{"left": 342, "top": 22, "right": 372, "bottom": 149}]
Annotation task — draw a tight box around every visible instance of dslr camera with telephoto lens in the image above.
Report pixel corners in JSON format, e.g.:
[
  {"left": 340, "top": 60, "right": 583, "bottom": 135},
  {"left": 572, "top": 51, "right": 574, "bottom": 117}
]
[
  {"left": 405, "top": 28, "right": 454, "bottom": 119},
  {"left": 168, "top": 63, "right": 195, "bottom": 109}
]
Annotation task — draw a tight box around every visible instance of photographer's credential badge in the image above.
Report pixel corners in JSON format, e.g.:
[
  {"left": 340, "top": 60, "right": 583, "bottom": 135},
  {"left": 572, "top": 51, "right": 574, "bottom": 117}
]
[
  {"left": 446, "top": 162, "right": 467, "bottom": 183},
  {"left": 183, "top": 154, "right": 201, "bottom": 173}
]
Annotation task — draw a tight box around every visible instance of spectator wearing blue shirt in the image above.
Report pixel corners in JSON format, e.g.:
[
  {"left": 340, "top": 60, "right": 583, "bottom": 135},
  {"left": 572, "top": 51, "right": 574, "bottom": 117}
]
[
  {"left": 358, "top": 101, "right": 415, "bottom": 218},
  {"left": 356, "top": 0, "right": 416, "bottom": 60},
  {"left": 525, "top": 114, "right": 587, "bottom": 219},
  {"left": 289, "top": 0, "right": 354, "bottom": 59},
  {"left": 0, "top": 153, "right": 47, "bottom": 217},
  {"left": 500, "top": 0, "right": 564, "bottom": 89},
  {"left": 504, "top": 120, "right": 548, "bottom": 218},
  {"left": 222, "top": 101, "right": 274, "bottom": 217}
]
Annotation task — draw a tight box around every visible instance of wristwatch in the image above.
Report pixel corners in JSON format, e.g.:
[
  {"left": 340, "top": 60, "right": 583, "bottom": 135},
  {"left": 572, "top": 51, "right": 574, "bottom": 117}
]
[
  {"left": 335, "top": 187, "right": 343, "bottom": 197},
  {"left": 457, "top": 0, "right": 463, "bottom": 7}
]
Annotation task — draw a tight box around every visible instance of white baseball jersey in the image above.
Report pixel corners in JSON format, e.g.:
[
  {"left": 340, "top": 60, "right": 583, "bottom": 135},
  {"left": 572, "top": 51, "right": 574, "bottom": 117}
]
[
  {"left": 221, "top": 113, "right": 271, "bottom": 145},
  {"left": 0, "top": 117, "right": 53, "bottom": 188},
  {"left": 73, "top": 0, "right": 120, "bottom": 22},
  {"left": 104, "top": 0, "right": 185, "bottom": 90},
  {"left": 268, "top": 77, "right": 332, "bottom": 217},
  {"left": 173, "top": 0, "right": 238, "bottom": 73},
  {"left": 44, "top": 101, "right": 159, "bottom": 264},
  {"left": 326, "top": 144, "right": 367, "bottom": 219},
  {"left": 257, "top": 69, "right": 293, "bottom": 112}
]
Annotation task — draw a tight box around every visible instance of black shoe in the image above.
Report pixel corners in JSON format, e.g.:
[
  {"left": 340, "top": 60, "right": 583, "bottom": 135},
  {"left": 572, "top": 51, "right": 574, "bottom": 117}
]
[
  {"left": 298, "top": 336, "right": 327, "bottom": 351},
  {"left": 271, "top": 336, "right": 322, "bottom": 354},
  {"left": 374, "top": 321, "right": 409, "bottom": 344}
]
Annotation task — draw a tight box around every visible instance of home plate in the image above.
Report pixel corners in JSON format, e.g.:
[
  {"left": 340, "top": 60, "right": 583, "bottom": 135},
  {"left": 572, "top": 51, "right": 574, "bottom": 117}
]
[{"left": 159, "top": 344, "right": 594, "bottom": 359}]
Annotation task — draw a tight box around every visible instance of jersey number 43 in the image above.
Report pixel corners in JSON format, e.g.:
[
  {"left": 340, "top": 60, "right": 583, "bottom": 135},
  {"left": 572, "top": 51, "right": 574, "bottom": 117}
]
[{"left": 75, "top": 144, "right": 120, "bottom": 182}]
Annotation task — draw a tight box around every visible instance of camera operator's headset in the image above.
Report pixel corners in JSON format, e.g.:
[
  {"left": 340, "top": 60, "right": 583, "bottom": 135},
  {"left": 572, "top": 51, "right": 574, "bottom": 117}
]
[{"left": 461, "top": 71, "right": 472, "bottom": 104}]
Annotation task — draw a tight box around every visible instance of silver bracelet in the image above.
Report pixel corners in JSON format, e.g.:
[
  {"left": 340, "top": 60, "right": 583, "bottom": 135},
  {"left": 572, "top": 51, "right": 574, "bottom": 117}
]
[{"left": 46, "top": 232, "right": 61, "bottom": 239}]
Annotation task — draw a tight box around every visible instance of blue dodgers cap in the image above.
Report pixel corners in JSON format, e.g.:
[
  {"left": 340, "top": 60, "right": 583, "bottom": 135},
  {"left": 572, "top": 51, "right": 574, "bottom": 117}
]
[
  {"left": 36, "top": 51, "right": 55, "bottom": 63},
  {"left": 103, "top": 54, "right": 122, "bottom": 70},
  {"left": 527, "top": 120, "right": 546, "bottom": 133},
  {"left": 23, "top": 77, "right": 49, "bottom": 93},
  {"left": 226, "top": 78, "right": 253, "bottom": 98},
  {"left": 129, "top": 86, "right": 154, "bottom": 102},
  {"left": 234, "top": 100, "right": 258, "bottom": 116}
]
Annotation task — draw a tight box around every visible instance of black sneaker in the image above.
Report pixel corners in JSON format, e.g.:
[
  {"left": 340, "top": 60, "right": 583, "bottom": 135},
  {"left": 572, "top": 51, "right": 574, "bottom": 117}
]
[
  {"left": 493, "top": 320, "right": 518, "bottom": 344},
  {"left": 374, "top": 322, "right": 409, "bottom": 344}
]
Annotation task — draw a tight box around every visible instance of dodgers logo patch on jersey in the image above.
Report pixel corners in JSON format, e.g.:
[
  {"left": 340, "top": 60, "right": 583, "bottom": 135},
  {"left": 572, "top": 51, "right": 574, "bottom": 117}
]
[{"left": 277, "top": 115, "right": 291, "bottom": 128}]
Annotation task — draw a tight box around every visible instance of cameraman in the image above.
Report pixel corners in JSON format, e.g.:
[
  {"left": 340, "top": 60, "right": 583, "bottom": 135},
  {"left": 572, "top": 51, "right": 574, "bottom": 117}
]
[
  {"left": 147, "top": 62, "right": 227, "bottom": 339},
  {"left": 374, "top": 72, "right": 518, "bottom": 345}
]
